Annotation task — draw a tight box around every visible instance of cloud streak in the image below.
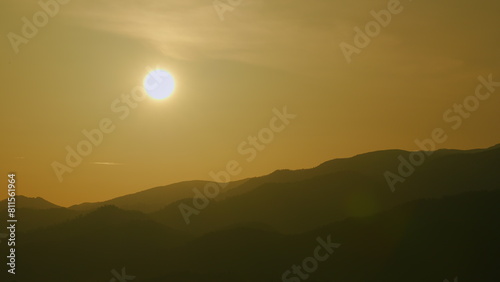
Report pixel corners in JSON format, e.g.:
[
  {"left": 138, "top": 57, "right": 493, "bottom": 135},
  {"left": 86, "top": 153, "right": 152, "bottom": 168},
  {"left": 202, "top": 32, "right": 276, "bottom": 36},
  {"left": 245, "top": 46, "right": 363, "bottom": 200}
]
[
  {"left": 63, "top": 0, "right": 352, "bottom": 73},
  {"left": 90, "top": 162, "right": 126, "bottom": 166}
]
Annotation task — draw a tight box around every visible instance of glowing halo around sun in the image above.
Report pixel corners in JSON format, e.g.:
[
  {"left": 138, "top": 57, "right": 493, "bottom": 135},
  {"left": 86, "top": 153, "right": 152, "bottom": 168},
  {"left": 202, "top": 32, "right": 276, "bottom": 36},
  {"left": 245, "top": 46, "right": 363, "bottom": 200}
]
[{"left": 143, "top": 69, "right": 175, "bottom": 100}]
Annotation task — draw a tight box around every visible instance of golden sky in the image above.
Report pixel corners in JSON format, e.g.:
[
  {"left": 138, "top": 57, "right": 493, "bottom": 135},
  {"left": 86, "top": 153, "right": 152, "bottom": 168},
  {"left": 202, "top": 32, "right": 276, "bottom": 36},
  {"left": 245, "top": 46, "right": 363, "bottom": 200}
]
[{"left": 1, "top": 0, "right": 499, "bottom": 206}]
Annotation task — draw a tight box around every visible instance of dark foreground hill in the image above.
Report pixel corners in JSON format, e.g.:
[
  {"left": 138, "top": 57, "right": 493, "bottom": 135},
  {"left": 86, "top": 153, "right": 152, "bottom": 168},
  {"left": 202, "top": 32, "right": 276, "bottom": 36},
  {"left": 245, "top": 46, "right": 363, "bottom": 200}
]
[{"left": 1, "top": 190, "right": 499, "bottom": 281}]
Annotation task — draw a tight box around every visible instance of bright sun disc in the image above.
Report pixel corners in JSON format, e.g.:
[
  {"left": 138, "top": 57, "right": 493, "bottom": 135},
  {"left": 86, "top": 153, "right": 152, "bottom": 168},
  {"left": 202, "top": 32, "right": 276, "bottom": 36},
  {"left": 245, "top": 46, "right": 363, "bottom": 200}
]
[{"left": 143, "top": 69, "right": 175, "bottom": 100}]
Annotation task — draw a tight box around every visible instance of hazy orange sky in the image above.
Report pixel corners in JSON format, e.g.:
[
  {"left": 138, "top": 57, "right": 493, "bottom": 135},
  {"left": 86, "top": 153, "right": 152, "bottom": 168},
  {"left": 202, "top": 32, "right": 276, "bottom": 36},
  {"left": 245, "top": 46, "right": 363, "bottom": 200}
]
[{"left": 1, "top": 0, "right": 499, "bottom": 206}]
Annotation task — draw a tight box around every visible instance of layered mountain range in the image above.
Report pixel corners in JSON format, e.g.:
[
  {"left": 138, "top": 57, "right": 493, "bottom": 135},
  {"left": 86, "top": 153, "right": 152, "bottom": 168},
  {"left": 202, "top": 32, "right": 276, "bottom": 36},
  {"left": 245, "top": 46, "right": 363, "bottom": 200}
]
[{"left": 1, "top": 144, "right": 499, "bottom": 281}]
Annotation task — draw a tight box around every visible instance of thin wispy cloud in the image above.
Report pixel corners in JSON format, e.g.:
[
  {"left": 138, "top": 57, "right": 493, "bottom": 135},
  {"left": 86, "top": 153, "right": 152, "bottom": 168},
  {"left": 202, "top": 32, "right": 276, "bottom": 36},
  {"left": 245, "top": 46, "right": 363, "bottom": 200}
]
[
  {"left": 90, "top": 162, "right": 126, "bottom": 166},
  {"left": 63, "top": 0, "right": 350, "bottom": 73}
]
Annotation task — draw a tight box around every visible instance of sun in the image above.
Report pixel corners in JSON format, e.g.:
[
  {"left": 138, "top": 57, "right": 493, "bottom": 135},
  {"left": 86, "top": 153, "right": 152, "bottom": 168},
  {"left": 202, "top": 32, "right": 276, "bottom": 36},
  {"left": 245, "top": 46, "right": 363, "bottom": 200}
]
[{"left": 143, "top": 69, "right": 175, "bottom": 100}]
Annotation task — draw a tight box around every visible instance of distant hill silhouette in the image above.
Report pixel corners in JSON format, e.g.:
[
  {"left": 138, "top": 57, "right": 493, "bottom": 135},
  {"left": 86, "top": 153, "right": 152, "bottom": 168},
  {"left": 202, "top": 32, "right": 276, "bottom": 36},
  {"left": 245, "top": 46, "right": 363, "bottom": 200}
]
[
  {"left": 0, "top": 195, "right": 61, "bottom": 209},
  {"left": 0, "top": 196, "right": 76, "bottom": 232},
  {"left": 3, "top": 190, "right": 499, "bottom": 281},
  {"left": 64, "top": 144, "right": 500, "bottom": 218},
  {"left": 68, "top": 179, "right": 249, "bottom": 213},
  {"left": 0, "top": 207, "right": 81, "bottom": 232},
  {"left": 151, "top": 145, "right": 500, "bottom": 235},
  {"left": 224, "top": 143, "right": 500, "bottom": 198}
]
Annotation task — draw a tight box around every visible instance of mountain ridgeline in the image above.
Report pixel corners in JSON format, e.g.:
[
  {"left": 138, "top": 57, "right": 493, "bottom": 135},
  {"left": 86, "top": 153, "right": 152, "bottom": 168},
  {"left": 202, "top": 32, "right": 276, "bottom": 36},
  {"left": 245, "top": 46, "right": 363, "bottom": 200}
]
[{"left": 1, "top": 144, "right": 499, "bottom": 281}]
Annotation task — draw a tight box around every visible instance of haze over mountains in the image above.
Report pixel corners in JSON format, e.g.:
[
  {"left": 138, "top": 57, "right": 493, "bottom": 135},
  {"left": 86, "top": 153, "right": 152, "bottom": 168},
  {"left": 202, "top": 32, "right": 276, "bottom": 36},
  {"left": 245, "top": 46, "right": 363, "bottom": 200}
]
[{"left": 1, "top": 144, "right": 499, "bottom": 281}]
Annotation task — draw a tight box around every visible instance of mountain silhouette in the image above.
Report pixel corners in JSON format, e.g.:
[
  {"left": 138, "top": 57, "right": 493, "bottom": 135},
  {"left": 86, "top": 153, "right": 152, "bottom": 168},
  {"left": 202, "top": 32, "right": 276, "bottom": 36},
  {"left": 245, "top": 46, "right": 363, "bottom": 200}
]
[
  {"left": 67, "top": 144, "right": 500, "bottom": 219},
  {"left": 3, "top": 190, "right": 499, "bottom": 281},
  {"left": 151, "top": 145, "right": 500, "bottom": 235},
  {"left": 1, "top": 144, "right": 499, "bottom": 281},
  {"left": 68, "top": 179, "right": 248, "bottom": 213},
  {"left": 0, "top": 195, "right": 61, "bottom": 210},
  {"left": 6, "top": 144, "right": 500, "bottom": 234}
]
